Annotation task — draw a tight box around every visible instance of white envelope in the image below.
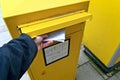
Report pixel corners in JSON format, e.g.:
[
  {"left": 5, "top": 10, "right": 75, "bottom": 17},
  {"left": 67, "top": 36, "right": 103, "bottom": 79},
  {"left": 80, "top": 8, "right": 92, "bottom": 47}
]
[{"left": 43, "top": 29, "right": 65, "bottom": 42}]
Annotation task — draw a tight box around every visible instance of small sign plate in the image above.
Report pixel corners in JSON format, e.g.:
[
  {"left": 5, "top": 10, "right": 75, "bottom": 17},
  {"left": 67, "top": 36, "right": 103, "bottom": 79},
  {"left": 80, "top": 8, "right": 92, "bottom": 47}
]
[{"left": 43, "top": 39, "right": 70, "bottom": 66}]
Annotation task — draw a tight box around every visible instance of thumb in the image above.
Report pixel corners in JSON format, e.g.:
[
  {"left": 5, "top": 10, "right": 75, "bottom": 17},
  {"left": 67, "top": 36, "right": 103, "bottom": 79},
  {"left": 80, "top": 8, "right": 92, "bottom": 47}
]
[{"left": 34, "top": 36, "right": 43, "bottom": 45}]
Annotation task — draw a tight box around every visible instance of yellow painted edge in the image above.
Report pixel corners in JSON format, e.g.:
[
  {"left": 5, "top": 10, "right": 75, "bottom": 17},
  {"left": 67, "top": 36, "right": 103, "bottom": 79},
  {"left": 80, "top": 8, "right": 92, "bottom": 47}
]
[{"left": 19, "top": 12, "right": 92, "bottom": 38}]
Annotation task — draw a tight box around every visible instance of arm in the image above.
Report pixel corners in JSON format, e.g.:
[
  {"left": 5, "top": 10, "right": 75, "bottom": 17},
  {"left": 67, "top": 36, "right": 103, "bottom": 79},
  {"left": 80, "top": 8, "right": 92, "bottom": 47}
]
[{"left": 0, "top": 34, "right": 52, "bottom": 80}]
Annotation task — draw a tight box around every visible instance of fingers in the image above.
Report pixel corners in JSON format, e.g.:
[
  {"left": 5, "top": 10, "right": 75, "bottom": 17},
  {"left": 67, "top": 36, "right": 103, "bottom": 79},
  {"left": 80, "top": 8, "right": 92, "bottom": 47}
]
[
  {"left": 37, "top": 41, "right": 53, "bottom": 50},
  {"left": 41, "top": 35, "right": 48, "bottom": 39},
  {"left": 34, "top": 36, "right": 43, "bottom": 44},
  {"left": 34, "top": 35, "right": 53, "bottom": 50},
  {"left": 34, "top": 35, "right": 48, "bottom": 44},
  {"left": 42, "top": 41, "right": 53, "bottom": 48}
]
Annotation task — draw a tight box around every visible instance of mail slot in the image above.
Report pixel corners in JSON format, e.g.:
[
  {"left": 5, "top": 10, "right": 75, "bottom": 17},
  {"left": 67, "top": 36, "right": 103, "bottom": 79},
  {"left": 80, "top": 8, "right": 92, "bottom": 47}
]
[
  {"left": 1, "top": 0, "right": 91, "bottom": 80},
  {"left": 18, "top": 11, "right": 91, "bottom": 38}
]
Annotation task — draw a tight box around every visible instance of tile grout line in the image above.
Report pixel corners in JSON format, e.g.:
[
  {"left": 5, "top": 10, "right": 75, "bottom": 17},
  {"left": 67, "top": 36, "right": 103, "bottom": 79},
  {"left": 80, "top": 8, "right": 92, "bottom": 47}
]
[
  {"left": 89, "top": 60, "right": 108, "bottom": 80},
  {"left": 77, "top": 61, "right": 90, "bottom": 68}
]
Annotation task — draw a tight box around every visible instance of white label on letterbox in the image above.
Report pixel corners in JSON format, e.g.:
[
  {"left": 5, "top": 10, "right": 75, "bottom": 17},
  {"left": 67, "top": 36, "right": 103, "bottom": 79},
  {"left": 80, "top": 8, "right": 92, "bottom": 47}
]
[{"left": 43, "top": 39, "right": 70, "bottom": 65}]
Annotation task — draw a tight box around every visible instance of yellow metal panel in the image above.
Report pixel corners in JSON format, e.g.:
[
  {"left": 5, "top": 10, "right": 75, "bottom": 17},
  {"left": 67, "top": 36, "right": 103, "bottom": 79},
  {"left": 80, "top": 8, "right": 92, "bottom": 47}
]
[
  {"left": 29, "top": 23, "right": 85, "bottom": 80},
  {"left": 1, "top": 0, "right": 89, "bottom": 18},
  {"left": 83, "top": 0, "right": 120, "bottom": 66},
  {"left": 1, "top": 0, "right": 89, "bottom": 38},
  {"left": 0, "top": 0, "right": 1, "bottom": 8},
  {"left": 1, "top": 0, "right": 91, "bottom": 80},
  {"left": 115, "top": 58, "right": 120, "bottom": 64},
  {"left": 18, "top": 12, "right": 91, "bottom": 38}
]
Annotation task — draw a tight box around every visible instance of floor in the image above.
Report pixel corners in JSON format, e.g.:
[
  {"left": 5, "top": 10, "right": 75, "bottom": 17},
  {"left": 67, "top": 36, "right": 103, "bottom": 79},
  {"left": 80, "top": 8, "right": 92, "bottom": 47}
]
[
  {"left": 0, "top": 8, "right": 120, "bottom": 80},
  {"left": 77, "top": 47, "right": 120, "bottom": 80}
]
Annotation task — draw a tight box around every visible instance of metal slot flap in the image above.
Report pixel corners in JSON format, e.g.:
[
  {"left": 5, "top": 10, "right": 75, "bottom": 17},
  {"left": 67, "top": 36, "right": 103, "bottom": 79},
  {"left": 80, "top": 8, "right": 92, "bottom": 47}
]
[{"left": 18, "top": 12, "right": 92, "bottom": 38}]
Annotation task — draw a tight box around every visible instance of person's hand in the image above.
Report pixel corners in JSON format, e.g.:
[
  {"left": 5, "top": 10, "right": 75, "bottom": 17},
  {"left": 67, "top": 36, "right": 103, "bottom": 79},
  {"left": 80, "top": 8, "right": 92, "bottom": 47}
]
[{"left": 34, "top": 35, "right": 53, "bottom": 50}]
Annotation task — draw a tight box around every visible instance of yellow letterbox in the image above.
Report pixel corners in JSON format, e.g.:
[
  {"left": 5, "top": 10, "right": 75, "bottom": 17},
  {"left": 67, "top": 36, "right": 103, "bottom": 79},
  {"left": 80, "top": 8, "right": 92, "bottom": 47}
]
[
  {"left": 83, "top": 0, "right": 120, "bottom": 74},
  {"left": 1, "top": 0, "right": 91, "bottom": 80}
]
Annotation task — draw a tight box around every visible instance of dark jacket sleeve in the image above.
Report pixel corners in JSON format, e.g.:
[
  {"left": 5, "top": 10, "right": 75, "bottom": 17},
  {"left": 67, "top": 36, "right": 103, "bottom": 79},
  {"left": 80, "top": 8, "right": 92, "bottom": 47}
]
[{"left": 0, "top": 34, "right": 38, "bottom": 80}]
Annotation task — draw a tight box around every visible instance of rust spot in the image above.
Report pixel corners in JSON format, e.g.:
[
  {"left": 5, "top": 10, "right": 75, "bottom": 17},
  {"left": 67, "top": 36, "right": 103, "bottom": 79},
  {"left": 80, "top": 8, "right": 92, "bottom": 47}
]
[{"left": 41, "top": 70, "right": 46, "bottom": 75}]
